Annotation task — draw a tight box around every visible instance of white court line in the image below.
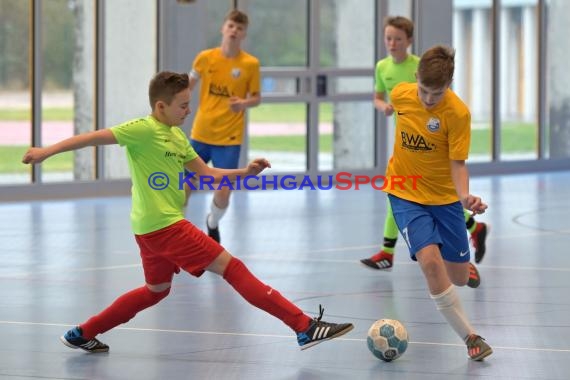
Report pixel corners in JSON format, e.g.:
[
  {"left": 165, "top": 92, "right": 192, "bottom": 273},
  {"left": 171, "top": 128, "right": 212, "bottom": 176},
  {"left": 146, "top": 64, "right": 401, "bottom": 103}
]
[
  {"left": 3, "top": 245, "right": 570, "bottom": 279},
  {"left": 5, "top": 227, "right": 568, "bottom": 257},
  {"left": 0, "top": 263, "right": 142, "bottom": 278},
  {"left": 240, "top": 254, "right": 570, "bottom": 272},
  {"left": 0, "top": 320, "right": 568, "bottom": 354},
  {"left": 11, "top": 226, "right": 570, "bottom": 259},
  {"left": 401, "top": 340, "right": 570, "bottom": 354}
]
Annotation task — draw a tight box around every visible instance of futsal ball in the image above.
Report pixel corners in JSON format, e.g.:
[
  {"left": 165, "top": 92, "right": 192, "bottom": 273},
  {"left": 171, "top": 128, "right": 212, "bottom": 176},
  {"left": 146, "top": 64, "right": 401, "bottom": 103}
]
[{"left": 367, "top": 319, "right": 409, "bottom": 362}]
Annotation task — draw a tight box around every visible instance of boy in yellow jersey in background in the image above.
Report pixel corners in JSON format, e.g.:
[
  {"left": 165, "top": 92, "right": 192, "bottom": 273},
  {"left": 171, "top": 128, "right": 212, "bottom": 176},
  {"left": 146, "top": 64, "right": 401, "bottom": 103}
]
[
  {"left": 184, "top": 9, "right": 260, "bottom": 243},
  {"left": 384, "top": 45, "right": 492, "bottom": 360},
  {"left": 360, "top": 16, "right": 488, "bottom": 270}
]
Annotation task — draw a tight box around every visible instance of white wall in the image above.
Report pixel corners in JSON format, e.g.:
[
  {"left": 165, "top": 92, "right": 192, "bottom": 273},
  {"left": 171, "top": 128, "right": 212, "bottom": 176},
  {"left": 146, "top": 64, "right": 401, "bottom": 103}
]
[{"left": 103, "top": 0, "right": 157, "bottom": 179}]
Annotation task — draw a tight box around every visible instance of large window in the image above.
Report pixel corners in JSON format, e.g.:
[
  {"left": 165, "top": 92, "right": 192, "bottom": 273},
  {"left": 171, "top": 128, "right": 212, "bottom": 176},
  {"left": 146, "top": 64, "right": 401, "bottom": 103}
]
[
  {"left": 249, "top": 103, "right": 307, "bottom": 172},
  {"left": 244, "top": 0, "right": 375, "bottom": 175},
  {"left": 499, "top": 1, "right": 539, "bottom": 161},
  {"left": 0, "top": 0, "right": 96, "bottom": 185},
  {"left": 546, "top": 0, "right": 570, "bottom": 159},
  {"left": 242, "top": 0, "right": 310, "bottom": 173},
  {"left": 454, "top": 0, "right": 543, "bottom": 162},
  {"left": 42, "top": 0, "right": 96, "bottom": 183},
  {"left": 246, "top": 0, "right": 308, "bottom": 67},
  {"left": 0, "top": 0, "right": 30, "bottom": 185},
  {"left": 453, "top": 1, "right": 493, "bottom": 162},
  {"left": 2, "top": 0, "right": 569, "bottom": 198}
]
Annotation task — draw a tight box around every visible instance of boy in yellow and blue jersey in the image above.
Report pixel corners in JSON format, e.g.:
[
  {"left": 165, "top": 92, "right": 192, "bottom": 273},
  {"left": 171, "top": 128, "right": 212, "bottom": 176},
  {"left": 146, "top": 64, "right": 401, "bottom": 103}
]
[
  {"left": 184, "top": 9, "right": 261, "bottom": 243},
  {"left": 383, "top": 45, "right": 492, "bottom": 360},
  {"left": 361, "top": 16, "right": 488, "bottom": 271}
]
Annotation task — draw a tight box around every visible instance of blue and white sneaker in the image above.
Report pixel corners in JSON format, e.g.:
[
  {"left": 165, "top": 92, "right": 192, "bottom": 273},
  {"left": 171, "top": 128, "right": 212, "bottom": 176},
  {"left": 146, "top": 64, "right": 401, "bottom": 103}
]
[
  {"left": 60, "top": 326, "right": 109, "bottom": 353},
  {"left": 297, "top": 305, "right": 354, "bottom": 350}
]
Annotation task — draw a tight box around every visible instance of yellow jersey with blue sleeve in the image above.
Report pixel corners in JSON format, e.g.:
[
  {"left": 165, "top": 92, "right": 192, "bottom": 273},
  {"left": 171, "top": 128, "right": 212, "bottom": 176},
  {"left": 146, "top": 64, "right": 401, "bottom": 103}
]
[
  {"left": 110, "top": 116, "right": 198, "bottom": 235},
  {"left": 385, "top": 82, "right": 471, "bottom": 205},
  {"left": 190, "top": 47, "right": 260, "bottom": 146}
]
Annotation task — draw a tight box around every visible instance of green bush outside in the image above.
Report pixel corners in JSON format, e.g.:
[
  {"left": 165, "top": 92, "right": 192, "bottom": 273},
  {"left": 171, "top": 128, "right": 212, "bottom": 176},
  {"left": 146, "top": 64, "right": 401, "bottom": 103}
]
[{"left": 1, "top": 106, "right": 537, "bottom": 173}]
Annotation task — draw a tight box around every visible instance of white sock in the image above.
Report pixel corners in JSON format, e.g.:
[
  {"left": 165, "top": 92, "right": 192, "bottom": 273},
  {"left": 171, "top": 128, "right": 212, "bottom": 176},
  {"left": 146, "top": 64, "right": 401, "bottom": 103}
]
[
  {"left": 430, "top": 285, "right": 475, "bottom": 341},
  {"left": 207, "top": 200, "right": 227, "bottom": 228}
]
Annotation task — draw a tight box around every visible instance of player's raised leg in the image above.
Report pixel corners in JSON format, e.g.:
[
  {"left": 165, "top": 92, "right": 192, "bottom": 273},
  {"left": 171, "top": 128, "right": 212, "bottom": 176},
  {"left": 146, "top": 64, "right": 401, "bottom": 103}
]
[{"left": 208, "top": 249, "right": 354, "bottom": 349}]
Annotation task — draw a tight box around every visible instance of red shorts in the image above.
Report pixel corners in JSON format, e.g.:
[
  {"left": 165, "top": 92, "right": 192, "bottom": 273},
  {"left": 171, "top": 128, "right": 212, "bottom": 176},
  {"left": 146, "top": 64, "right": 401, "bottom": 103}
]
[{"left": 135, "top": 219, "right": 224, "bottom": 284}]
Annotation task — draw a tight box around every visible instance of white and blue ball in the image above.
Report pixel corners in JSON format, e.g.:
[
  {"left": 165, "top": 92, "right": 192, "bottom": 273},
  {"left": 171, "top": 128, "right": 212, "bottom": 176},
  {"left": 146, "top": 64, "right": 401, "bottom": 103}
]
[{"left": 367, "top": 319, "right": 409, "bottom": 362}]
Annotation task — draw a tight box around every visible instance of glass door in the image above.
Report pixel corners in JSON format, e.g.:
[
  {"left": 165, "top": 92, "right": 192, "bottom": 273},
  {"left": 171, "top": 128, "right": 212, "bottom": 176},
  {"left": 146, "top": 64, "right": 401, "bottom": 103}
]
[{"left": 239, "top": 0, "right": 379, "bottom": 176}]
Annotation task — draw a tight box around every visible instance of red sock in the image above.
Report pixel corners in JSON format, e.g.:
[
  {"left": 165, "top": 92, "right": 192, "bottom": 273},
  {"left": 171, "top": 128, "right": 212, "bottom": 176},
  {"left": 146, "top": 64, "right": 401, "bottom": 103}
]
[
  {"left": 80, "top": 286, "right": 170, "bottom": 339},
  {"left": 223, "top": 257, "right": 311, "bottom": 332}
]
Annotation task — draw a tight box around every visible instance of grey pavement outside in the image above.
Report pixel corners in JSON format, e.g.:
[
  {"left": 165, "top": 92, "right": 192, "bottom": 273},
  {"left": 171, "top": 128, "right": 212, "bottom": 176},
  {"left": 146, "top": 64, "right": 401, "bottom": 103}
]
[
  {"left": 0, "top": 91, "right": 72, "bottom": 109},
  {"left": 0, "top": 91, "right": 333, "bottom": 145}
]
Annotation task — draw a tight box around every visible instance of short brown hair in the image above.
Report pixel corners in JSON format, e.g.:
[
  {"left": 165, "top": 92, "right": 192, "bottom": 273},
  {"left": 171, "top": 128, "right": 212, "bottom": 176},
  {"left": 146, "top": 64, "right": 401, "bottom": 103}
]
[
  {"left": 384, "top": 16, "right": 414, "bottom": 39},
  {"left": 417, "top": 45, "right": 455, "bottom": 88},
  {"left": 225, "top": 9, "right": 249, "bottom": 27},
  {"left": 148, "top": 71, "right": 189, "bottom": 109}
]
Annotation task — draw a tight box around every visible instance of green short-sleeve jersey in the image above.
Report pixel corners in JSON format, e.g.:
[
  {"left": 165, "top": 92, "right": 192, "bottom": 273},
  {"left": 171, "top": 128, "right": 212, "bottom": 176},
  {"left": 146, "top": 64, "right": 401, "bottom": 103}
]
[
  {"left": 374, "top": 54, "right": 420, "bottom": 96},
  {"left": 110, "top": 116, "right": 198, "bottom": 234}
]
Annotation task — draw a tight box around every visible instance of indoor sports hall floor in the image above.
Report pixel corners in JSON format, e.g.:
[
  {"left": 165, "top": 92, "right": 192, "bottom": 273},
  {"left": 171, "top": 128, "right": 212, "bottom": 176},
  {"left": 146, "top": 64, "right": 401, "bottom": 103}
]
[{"left": 1, "top": 171, "right": 569, "bottom": 380}]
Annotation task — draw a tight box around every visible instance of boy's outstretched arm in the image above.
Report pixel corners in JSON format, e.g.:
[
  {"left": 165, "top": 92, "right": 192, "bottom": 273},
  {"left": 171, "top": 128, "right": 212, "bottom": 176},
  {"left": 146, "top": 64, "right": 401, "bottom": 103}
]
[
  {"left": 184, "top": 156, "right": 271, "bottom": 182},
  {"left": 22, "top": 129, "right": 117, "bottom": 165}
]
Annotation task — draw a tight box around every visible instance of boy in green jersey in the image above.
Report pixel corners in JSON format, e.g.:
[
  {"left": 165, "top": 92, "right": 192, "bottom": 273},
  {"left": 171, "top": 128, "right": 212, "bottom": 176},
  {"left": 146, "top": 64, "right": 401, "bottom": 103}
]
[{"left": 22, "top": 71, "right": 353, "bottom": 353}]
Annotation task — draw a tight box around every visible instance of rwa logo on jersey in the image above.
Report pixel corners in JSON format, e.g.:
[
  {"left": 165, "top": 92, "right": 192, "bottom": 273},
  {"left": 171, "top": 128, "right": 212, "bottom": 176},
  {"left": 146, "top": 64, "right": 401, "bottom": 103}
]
[
  {"left": 400, "top": 132, "right": 434, "bottom": 151},
  {"left": 209, "top": 83, "right": 230, "bottom": 97}
]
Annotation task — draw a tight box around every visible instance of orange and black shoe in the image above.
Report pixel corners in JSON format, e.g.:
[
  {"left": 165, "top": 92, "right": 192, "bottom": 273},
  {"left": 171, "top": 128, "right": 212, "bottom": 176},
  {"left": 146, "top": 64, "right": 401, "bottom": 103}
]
[
  {"left": 360, "top": 250, "right": 393, "bottom": 270},
  {"left": 465, "top": 334, "right": 493, "bottom": 361},
  {"left": 467, "top": 263, "right": 481, "bottom": 288},
  {"left": 470, "top": 222, "right": 489, "bottom": 264}
]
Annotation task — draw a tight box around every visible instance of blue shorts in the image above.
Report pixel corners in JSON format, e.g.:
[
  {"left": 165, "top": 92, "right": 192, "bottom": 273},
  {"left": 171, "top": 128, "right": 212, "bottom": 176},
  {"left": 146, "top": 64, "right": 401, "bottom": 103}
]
[
  {"left": 190, "top": 139, "right": 241, "bottom": 169},
  {"left": 387, "top": 194, "right": 470, "bottom": 263}
]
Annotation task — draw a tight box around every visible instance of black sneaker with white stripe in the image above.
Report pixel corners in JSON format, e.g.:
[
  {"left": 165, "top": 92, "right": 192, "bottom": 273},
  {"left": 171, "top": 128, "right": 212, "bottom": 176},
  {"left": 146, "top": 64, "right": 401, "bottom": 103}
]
[
  {"left": 60, "top": 326, "right": 109, "bottom": 353},
  {"left": 296, "top": 305, "right": 354, "bottom": 350}
]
